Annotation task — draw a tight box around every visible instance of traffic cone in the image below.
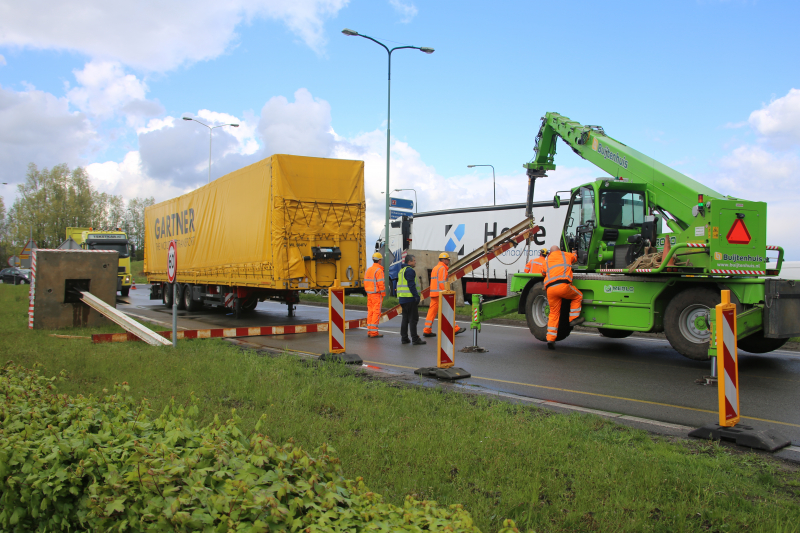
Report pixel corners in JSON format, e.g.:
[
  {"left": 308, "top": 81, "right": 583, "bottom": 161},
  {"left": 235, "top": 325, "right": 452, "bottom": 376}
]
[{"left": 131, "top": 279, "right": 137, "bottom": 290}]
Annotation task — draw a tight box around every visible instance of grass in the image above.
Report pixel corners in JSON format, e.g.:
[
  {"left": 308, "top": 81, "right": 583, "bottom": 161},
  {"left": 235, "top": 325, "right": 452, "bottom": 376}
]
[
  {"left": 299, "top": 292, "right": 524, "bottom": 321},
  {"left": 5, "top": 284, "right": 800, "bottom": 532},
  {"left": 130, "top": 259, "right": 147, "bottom": 284}
]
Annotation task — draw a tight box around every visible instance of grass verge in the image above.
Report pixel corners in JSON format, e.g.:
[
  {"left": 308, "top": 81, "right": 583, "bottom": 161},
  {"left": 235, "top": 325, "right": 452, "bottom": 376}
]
[
  {"left": 4, "top": 284, "right": 799, "bottom": 532},
  {"left": 130, "top": 259, "right": 147, "bottom": 284}
]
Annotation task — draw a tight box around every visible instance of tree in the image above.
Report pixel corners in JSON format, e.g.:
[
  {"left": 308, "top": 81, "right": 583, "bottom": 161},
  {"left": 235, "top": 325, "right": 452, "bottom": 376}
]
[
  {"left": 7, "top": 163, "right": 124, "bottom": 250},
  {"left": 124, "top": 197, "right": 155, "bottom": 260},
  {"left": 0, "top": 197, "right": 8, "bottom": 265}
]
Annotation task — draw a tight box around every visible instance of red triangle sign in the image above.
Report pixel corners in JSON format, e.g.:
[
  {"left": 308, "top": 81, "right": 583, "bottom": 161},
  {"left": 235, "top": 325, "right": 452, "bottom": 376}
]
[{"left": 726, "top": 218, "right": 751, "bottom": 245}]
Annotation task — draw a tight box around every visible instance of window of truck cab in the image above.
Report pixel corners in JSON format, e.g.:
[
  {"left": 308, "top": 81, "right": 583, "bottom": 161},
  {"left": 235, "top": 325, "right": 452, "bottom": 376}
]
[{"left": 599, "top": 190, "right": 645, "bottom": 229}]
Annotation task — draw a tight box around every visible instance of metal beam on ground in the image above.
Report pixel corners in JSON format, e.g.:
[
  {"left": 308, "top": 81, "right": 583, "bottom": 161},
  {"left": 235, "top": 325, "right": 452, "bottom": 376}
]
[{"left": 80, "top": 291, "right": 171, "bottom": 346}]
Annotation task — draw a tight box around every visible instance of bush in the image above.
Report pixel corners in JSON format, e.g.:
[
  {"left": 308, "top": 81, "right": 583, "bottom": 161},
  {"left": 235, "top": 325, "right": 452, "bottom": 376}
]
[{"left": 0, "top": 362, "right": 481, "bottom": 532}]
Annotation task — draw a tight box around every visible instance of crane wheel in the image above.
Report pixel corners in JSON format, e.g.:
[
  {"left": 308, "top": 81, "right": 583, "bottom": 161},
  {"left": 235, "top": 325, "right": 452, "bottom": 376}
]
[{"left": 525, "top": 282, "right": 571, "bottom": 342}]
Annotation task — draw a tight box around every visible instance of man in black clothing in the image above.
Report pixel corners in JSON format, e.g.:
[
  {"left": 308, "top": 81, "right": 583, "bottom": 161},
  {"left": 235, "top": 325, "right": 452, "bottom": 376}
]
[{"left": 397, "top": 254, "right": 426, "bottom": 345}]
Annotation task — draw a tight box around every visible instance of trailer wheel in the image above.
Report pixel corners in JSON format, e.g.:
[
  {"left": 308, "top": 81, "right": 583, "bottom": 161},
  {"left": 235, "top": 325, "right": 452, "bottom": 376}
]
[
  {"left": 175, "top": 284, "right": 186, "bottom": 311},
  {"left": 163, "top": 283, "right": 173, "bottom": 308},
  {"left": 664, "top": 288, "right": 718, "bottom": 360},
  {"left": 598, "top": 328, "right": 633, "bottom": 339},
  {"left": 241, "top": 296, "right": 258, "bottom": 312},
  {"left": 525, "top": 282, "right": 571, "bottom": 342},
  {"left": 183, "top": 284, "right": 200, "bottom": 312},
  {"left": 737, "top": 332, "right": 789, "bottom": 354}
]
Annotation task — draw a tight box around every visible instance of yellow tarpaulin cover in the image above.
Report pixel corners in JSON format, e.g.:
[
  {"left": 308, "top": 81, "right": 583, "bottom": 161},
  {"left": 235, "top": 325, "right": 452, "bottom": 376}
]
[{"left": 144, "top": 154, "right": 365, "bottom": 290}]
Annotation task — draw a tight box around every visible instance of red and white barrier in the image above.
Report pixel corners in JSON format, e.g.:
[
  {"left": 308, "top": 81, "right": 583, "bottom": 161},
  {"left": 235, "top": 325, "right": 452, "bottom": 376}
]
[
  {"left": 328, "top": 284, "right": 346, "bottom": 354},
  {"left": 716, "top": 290, "right": 740, "bottom": 427},
  {"left": 437, "top": 291, "right": 456, "bottom": 369},
  {"left": 27, "top": 250, "right": 37, "bottom": 329}
]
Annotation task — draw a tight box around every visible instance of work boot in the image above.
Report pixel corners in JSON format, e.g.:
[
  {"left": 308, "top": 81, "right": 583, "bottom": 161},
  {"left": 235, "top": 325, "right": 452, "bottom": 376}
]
[
  {"left": 547, "top": 341, "right": 555, "bottom": 350},
  {"left": 412, "top": 338, "right": 427, "bottom": 345},
  {"left": 368, "top": 334, "right": 384, "bottom": 338},
  {"left": 570, "top": 317, "right": 585, "bottom": 327},
  {"left": 454, "top": 327, "right": 465, "bottom": 336},
  {"left": 401, "top": 338, "right": 411, "bottom": 344},
  {"left": 423, "top": 331, "right": 436, "bottom": 337}
]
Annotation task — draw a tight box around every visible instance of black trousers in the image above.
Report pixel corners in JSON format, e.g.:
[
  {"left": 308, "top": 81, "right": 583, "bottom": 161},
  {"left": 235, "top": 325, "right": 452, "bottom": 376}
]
[{"left": 400, "top": 301, "right": 420, "bottom": 340}]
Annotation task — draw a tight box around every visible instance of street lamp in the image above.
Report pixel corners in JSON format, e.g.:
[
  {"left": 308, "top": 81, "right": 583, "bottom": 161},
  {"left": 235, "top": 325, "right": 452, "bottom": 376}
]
[
  {"left": 467, "top": 164, "right": 496, "bottom": 206},
  {"left": 182, "top": 117, "right": 239, "bottom": 184},
  {"left": 393, "top": 188, "right": 418, "bottom": 213},
  {"left": 342, "top": 28, "right": 433, "bottom": 270}
]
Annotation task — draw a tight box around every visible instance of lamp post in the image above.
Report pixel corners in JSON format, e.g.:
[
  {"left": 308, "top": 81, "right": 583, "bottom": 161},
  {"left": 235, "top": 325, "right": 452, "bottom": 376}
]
[
  {"left": 182, "top": 117, "right": 239, "bottom": 184},
  {"left": 393, "top": 188, "right": 418, "bottom": 213},
  {"left": 342, "top": 28, "right": 433, "bottom": 270},
  {"left": 467, "top": 164, "right": 496, "bottom": 205}
]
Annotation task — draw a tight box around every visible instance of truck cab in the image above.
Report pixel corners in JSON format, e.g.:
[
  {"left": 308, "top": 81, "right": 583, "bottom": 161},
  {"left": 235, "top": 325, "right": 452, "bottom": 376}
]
[{"left": 67, "top": 227, "right": 135, "bottom": 296}]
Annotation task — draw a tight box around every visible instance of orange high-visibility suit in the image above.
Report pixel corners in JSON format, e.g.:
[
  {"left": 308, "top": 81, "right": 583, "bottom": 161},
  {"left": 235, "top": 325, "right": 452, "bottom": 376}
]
[
  {"left": 423, "top": 260, "right": 463, "bottom": 335},
  {"left": 364, "top": 263, "right": 385, "bottom": 337},
  {"left": 524, "top": 255, "right": 547, "bottom": 275},
  {"left": 544, "top": 250, "right": 582, "bottom": 342}
]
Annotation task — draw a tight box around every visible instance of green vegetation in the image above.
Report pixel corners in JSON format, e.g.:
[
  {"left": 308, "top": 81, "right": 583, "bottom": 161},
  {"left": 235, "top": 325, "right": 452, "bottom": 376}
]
[
  {"left": 3, "top": 284, "right": 799, "bottom": 532},
  {"left": 130, "top": 260, "right": 147, "bottom": 284},
  {"left": 298, "top": 293, "right": 524, "bottom": 321},
  {"left": 1, "top": 363, "right": 478, "bottom": 531}
]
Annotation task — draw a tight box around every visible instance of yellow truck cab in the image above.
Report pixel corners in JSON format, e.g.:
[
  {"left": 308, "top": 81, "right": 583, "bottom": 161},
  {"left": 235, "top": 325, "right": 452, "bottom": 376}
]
[{"left": 66, "top": 227, "right": 134, "bottom": 296}]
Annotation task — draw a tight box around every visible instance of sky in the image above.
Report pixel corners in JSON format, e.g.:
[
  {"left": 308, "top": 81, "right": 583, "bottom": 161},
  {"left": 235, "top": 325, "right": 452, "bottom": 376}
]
[{"left": 0, "top": 0, "right": 798, "bottom": 258}]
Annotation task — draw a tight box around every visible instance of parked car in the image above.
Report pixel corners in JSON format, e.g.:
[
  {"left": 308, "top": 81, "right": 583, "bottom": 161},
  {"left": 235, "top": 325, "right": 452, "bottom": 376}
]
[
  {"left": 1, "top": 268, "right": 31, "bottom": 285},
  {"left": 0, "top": 267, "right": 15, "bottom": 278}
]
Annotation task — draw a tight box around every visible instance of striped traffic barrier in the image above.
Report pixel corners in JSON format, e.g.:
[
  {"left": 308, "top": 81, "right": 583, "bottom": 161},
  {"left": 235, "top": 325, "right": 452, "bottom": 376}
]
[
  {"left": 27, "top": 249, "right": 37, "bottom": 329},
  {"left": 717, "top": 290, "right": 739, "bottom": 427},
  {"left": 320, "top": 280, "right": 361, "bottom": 364},
  {"left": 414, "top": 286, "right": 470, "bottom": 380},
  {"left": 688, "top": 290, "right": 790, "bottom": 451}
]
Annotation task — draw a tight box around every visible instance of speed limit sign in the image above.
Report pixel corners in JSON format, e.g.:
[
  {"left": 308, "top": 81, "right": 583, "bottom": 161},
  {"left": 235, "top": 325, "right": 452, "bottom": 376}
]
[{"left": 167, "top": 240, "right": 177, "bottom": 283}]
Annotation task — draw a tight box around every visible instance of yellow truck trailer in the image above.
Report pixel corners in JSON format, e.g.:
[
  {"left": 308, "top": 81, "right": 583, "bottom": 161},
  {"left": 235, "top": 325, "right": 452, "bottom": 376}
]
[{"left": 144, "top": 154, "right": 366, "bottom": 317}]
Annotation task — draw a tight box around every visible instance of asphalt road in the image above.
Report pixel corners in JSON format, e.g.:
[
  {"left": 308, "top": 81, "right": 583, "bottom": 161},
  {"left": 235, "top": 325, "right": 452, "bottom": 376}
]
[{"left": 120, "top": 286, "right": 800, "bottom": 452}]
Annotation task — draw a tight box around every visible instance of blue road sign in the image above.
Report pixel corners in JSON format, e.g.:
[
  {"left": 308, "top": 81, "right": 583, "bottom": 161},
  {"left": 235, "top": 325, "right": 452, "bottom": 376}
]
[
  {"left": 390, "top": 197, "right": 414, "bottom": 211},
  {"left": 390, "top": 210, "right": 413, "bottom": 220}
]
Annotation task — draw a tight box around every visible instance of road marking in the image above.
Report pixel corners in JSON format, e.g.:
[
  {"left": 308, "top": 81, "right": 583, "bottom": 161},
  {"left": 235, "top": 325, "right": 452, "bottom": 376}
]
[{"left": 362, "top": 360, "right": 799, "bottom": 429}]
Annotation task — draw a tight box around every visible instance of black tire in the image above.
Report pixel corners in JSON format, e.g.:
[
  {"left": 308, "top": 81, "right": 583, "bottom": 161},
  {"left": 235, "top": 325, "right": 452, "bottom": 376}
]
[
  {"left": 737, "top": 332, "right": 789, "bottom": 354},
  {"left": 163, "top": 283, "right": 173, "bottom": 308},
  {"left": 120, "top": 287, "right": 130, "bottom": 297},
  {"left": 241, "top": 296, "right": 258, "bottom": 312},
  {"left": 175, "top": 283, "right": 186, "bottom": 310},
  {"left": 664, "top": 288, "right": 719, "bottom": 361},
  {"left": 598, "top": 328, "right": 633, "bottom": 339},
  {"left": 184, "top": 284, "right": 200, "bottom": 312},
  {"left": 525, "top": 282, "right": 571, "bottom": 342},
  {"left": 234, "top": 296, "right": 243, "bottom": 319}
]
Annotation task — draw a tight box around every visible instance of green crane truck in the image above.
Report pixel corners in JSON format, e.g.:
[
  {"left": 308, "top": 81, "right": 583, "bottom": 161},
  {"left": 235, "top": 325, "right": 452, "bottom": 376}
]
[{"left": 472, "top": 112, "right": 799, "bottom": 360}]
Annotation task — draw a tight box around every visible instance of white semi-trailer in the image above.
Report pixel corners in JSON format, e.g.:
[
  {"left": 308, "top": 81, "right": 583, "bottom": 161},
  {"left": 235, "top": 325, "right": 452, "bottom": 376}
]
[{"left": 377, "top": 200, "right": 567, "bottom": 297}]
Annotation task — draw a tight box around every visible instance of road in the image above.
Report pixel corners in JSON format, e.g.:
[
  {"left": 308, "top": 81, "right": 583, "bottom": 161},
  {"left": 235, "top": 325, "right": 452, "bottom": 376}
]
[{"left": 120, "top": 286, "right": 800, "bottom": 455}]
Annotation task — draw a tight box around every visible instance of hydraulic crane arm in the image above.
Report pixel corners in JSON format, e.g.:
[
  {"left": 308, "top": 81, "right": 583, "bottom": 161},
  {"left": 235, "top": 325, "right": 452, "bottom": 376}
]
[{"left": 524, "top": 112, "right": 730, "bottom": 231}]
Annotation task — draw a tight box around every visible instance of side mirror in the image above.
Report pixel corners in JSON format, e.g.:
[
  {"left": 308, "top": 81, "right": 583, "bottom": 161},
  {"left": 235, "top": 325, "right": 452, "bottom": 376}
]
[{"left": 553, "top": 195, "right": 561, "bottom": 209}]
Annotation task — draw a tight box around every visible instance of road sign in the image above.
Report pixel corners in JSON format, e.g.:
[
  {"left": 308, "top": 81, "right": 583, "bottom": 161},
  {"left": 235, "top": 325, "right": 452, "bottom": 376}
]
[
  {"left": 390, "top": 210, "right": 413, "bottom": 220},
  {"left": 19, "top": 239, "right": 37, "bottom": 268},
  {"left": 390, "top": 197, "right": 413, "bottom": 211},
  {"left": 167, "top": 240, "right": 177, "bottom": 283},
  {"left": 7, "top": 255, "right": 20, "bottom": 267}
]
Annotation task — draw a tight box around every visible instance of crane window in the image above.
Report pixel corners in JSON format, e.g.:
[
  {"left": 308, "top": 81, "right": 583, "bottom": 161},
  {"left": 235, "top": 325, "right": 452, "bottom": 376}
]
[{"left": 599, "top": 191, "right": 645, "bottom": 228}]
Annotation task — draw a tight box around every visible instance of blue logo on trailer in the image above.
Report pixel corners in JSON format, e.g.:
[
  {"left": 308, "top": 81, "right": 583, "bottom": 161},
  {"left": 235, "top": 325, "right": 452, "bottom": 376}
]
[{"left": 444, "top": 224, "right": 466, "bottom": 255}]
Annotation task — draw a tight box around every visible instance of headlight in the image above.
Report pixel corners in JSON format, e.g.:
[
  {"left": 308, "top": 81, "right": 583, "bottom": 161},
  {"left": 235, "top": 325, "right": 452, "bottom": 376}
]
[{"left": 125, "top": 275, "right": 131, "bottom": 283}]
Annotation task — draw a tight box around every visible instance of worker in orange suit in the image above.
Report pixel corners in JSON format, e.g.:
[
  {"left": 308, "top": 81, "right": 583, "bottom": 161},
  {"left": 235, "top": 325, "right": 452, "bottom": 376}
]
[
  {"left": 524, "top": 248, "right": 548, "bottom": 275},
  {"left": 423, "top": 252, "right": 465, "bottom": 337},
  {"left": 364, "top": 252, "right": 386, "bottom": 338},
  {"left": 544, "top": 245, "right": 584, "bottom": 349}
]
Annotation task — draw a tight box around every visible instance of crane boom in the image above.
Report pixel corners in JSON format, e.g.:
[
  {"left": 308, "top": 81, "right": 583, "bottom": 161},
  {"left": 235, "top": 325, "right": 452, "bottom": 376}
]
[{"left": 524, "top": 112, "right": 729, "bottom": 230}]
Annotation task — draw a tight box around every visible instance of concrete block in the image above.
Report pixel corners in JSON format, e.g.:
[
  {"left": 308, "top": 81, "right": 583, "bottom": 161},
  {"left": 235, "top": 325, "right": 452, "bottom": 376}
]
[
  {"left": 29, "top": 249, "right": 119, "bottom": 329},
  {"left": 406, "top": 249, "right": 465, "bottom": 305}
]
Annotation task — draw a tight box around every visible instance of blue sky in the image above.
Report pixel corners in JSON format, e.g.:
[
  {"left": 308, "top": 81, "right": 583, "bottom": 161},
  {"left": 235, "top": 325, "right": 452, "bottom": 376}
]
[{"left": 1, "top": 0, "right": 798, "bottom": 257}]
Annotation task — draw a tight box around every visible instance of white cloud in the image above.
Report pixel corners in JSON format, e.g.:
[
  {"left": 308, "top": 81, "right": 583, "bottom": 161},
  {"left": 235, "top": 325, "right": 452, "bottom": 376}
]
[
  {"left": 86, "top": 151, "right": 192, "bottom": 201},
  {"left": 258, "top": 88, "right": 335, "bottom": 157},
  {"left": 389, "top": 0, "right": 418, "bottom": 23},
  {"left": 67, "top": 60, "right": 163, "bottom": 126},
  {"left": 0, "top": 84, "right": 95, "bottom": 184},
  {"left": 0, "top": 54, "right": 6, "bottom": 66},
  {"left": 0, "top": 0, "right": 349, "bottom": 71},
  {"left": 748, "top": 88, "right": 800, "bottom": 148}
]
